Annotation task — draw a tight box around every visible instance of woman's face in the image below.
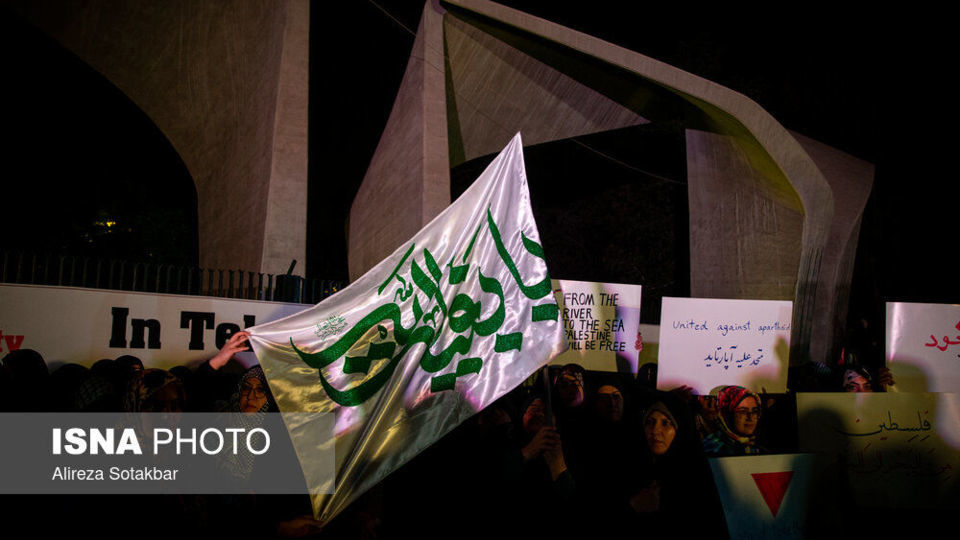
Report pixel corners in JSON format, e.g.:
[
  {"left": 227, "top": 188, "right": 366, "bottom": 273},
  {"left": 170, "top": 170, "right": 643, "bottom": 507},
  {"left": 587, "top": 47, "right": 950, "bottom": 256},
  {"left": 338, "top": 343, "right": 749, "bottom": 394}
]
[
  {"left": 595, "top": 385, "right": 624, "bottom": 422},
  {"left": 556, "top": 371, "right": 584, "bottom": 408},
  {"left": 240, "top": 377, "right": 268, "bottom": 413},
  {"left": 644, "top": 410, "right": 676, "bottom": 456},
  {"left": 731, "top": 396, "right": 760, "bottom": 436},
  {"left": 842, "top": 370, "right": 872, "bottom": 392}
]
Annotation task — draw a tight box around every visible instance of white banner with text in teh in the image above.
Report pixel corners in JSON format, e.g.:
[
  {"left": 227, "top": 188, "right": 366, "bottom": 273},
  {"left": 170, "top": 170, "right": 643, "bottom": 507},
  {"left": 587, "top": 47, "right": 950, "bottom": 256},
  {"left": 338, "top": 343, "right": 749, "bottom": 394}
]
[{"left": 0, "top": 283, "right": 308, "bottom": 369}]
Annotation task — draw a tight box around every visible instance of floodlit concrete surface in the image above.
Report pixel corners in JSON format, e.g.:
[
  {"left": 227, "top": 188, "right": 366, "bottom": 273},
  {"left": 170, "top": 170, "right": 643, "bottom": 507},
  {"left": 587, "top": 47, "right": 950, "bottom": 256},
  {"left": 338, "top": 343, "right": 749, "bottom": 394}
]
[
  {"left": 6, "top": 0, "right": 309, "bottom": 277},
  {"left": 349, "top": 0, "right": 873, "bottom": 364}
]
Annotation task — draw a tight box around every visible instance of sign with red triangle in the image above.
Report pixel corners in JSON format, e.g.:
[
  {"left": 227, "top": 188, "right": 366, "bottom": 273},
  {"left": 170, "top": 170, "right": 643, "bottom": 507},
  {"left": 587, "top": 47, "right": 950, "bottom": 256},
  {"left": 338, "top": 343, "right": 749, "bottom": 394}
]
[
  {"left": 751, "top": 471, "right": 794, "bottom": 517},
  {"left": 710, "top": 454, "right": 812, "bottom": 539}
]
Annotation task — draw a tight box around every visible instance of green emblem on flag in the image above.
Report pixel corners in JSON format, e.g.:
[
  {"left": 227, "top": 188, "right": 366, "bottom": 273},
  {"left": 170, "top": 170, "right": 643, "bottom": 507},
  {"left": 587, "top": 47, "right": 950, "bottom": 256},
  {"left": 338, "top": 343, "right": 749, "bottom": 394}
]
[{"left": 314, "top": 315, "right": 348, "bottom": 339}]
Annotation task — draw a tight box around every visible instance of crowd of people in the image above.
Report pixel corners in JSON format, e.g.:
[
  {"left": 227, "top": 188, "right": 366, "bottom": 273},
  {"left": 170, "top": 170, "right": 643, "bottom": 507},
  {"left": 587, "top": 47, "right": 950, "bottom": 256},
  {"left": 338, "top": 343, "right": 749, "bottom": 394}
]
[{"left": 0, "top": 330, "right": 897, "bottom": 538}]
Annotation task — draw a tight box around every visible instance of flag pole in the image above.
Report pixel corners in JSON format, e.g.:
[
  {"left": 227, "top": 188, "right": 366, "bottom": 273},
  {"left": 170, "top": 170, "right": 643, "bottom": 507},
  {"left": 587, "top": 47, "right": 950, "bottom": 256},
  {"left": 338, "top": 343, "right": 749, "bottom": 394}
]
[{"left": 541, "top": 365, "right": 554, "bottom": 427}]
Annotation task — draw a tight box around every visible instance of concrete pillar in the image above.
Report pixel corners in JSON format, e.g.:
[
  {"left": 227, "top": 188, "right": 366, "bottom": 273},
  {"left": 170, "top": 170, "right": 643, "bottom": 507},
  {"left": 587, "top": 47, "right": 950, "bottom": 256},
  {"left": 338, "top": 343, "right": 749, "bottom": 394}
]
[{"left": 7, "top": 0, "right": 310, "bottom": 277}]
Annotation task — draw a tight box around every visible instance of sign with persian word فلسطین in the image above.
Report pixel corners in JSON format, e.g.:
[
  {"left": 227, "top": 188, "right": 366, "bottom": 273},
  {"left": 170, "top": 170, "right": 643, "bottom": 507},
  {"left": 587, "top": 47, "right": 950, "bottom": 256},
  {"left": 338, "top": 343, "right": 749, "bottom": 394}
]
[{"left": 797, "top": 392, "right": 960, "bottom": 508}]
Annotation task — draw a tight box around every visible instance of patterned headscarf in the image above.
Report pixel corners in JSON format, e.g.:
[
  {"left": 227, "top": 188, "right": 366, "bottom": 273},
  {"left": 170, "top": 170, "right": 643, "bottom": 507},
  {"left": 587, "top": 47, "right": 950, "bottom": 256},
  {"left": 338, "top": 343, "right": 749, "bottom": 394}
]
[
  {"left": 74, "top": 374, "right": 118, "bottom": 412},
  {"left": 716, "top": 385, "right": 759, "bottom": 420},
  {"left": 839, "top": 365, "right": 873, "bottom": 391},
  {"left": 710, "top": 385, "right": 763, "bottom": 451},
  {"left": 236, "top": 365, "right": 277, "bottom": 413},
  {"left": 123, "top": 368, "right": 184, "bottom": 412},
  {"left": 219, "top": 366, "right": 276, "bottom": 482}
]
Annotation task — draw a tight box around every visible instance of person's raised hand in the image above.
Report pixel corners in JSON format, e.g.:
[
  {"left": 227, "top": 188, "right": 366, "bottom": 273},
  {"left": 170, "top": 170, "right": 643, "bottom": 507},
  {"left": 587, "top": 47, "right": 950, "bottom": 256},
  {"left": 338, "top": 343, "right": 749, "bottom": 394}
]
[
  {"left": 276, "top": 514, "right": 324, "bottom": 538},
  {"left": 877, "top": 366, "right": 896, "bottom": 391},
  {"left": 209, "top": 330, "right": 251, "bottom": 370}
]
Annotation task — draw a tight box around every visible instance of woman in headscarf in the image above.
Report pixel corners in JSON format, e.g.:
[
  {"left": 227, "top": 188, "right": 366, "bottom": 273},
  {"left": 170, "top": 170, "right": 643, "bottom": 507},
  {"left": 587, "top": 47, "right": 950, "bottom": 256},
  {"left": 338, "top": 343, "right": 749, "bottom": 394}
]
[
  {"left": 123, "top": 368, "right": 185, "bottom": 413},
  {"left": 118, "top": 369, "right": 215, "bottom": 534},
  {"left": 213, "top": 365, "right": 323, "bottom": 537},
  {"left": 115, "top": 354, "right": 144, "bottom": 375},
  {"left": 838, "top": 364, "right": 895, "bottom": 392},
  {"left": 631, "top": 394, "right": 727, "bottom": 535},
  {"left": 507, "top": 393, "right": 575, "bottom": 538},
  {"left": 213, "top": 366, "right": 277, "bottom": 490},
  {"left": 50, "top": 363, "right": 89, "bottom": 411},
  {"left": 576, "top": 377, "right": 645, "bottom": 533},
  {"left": 235, "top": 365, "right": 278, "bottom": 413},
  {"left": 2, "top": 349, "right": 51, "bottom": 411},
  {"left": 209, "top": 365, "right": 279, "bottom": 485},
  {"left": 73, "top": 372, "right": 120, "bottom": 412},
  {"left": 702, "top": 385, "right": 766, "bottom": 456}
]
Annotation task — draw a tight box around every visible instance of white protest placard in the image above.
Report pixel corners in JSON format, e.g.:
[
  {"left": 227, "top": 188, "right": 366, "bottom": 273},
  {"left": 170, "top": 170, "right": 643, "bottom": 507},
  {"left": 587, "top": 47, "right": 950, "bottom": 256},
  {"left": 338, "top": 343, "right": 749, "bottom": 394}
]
[
  {"left": 886, "top": 302, "right": 960, "bottom": 392},
  {"left": 636, "top": 323, "right": 659, "bottom": 366},
  {"left": 0, "top": 283, "right": 308, "bottom": 369},
  {"left": 551, "top": 279, "right": 642, "bottom": 373},
  {"left": 656, "top": 297, "right": 791, "bottom": 393},
  {"left": 709, "top": 453, "right": 815, "bottom": 539},
  {"left": 797, "top": 392, "right": 960, "bottom": 508}
]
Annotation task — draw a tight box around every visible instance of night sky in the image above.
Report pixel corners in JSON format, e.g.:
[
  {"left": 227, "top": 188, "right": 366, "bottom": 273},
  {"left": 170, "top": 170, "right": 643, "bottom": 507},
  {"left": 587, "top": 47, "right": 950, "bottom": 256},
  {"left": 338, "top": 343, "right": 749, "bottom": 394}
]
[{"left": 2, "top": 3, "right": 956, "bottom": 342}]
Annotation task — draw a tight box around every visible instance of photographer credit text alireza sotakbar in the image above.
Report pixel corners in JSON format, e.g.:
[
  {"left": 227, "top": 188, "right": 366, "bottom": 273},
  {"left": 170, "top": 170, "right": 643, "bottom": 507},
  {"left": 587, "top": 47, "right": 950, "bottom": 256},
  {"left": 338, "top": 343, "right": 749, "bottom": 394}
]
[{"left": 51, "top": 466, "right": 179, "bottom": 481}]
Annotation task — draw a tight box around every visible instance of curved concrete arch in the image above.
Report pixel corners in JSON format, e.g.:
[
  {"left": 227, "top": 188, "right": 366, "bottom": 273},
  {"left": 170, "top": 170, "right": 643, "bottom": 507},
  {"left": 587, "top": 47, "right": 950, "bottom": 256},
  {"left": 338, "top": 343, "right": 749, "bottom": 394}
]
[
  {"left": 6, "top": 0, "right": 310, "bottom": 277},
  {"left": 447, "top": 0, "right": 836, "bottom": 363},
  {"left": 349, "top": 0, "right": 872, "bottom": 368}
]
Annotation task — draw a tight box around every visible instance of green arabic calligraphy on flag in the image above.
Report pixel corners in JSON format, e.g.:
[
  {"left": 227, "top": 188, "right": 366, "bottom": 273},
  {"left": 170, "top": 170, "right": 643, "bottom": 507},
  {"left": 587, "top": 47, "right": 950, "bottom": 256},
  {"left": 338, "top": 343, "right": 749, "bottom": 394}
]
[{"left": 247, "top": 133, "right": 567, "bottom": 524}]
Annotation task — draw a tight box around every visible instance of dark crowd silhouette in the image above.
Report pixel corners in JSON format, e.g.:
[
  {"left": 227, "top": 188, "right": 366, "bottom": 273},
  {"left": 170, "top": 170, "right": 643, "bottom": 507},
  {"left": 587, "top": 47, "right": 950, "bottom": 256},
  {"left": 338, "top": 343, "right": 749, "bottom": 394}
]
[{"left": 0, "top": 331, "right": 912, "bottom": 539}]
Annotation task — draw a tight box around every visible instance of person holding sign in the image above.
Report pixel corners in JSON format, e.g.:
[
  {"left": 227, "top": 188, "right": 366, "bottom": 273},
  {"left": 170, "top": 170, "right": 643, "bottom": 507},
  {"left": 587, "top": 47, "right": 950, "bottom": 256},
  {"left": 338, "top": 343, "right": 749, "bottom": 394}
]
[
  {"left": 840, "top": 365, "right": 874, "bottom": 392},
  {"left": 629, "top": 396, "right": 726, "bottom": 535},
  {"left": 550, "top": 363, "right": 590, "bottom": 466},
  {"left": 838, "top": 363, "right": 896, "bottom": 392},
  {"left": 702, "top": 385, "right": 766, "bottom": 456}
]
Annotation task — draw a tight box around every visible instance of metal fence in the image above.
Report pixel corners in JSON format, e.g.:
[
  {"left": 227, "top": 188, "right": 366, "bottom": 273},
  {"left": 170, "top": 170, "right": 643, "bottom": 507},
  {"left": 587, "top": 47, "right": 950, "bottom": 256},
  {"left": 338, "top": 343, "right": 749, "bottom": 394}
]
[{"left": 0, "top": 252, "right": 345, "bottom": 305}]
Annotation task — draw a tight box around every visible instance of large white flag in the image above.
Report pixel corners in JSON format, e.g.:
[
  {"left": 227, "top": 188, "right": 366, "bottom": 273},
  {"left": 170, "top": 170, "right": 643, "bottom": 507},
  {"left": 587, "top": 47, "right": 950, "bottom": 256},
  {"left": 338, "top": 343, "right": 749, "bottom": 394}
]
[{"left": 248, "top": 134, "right": 567, "bottom": 523}]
